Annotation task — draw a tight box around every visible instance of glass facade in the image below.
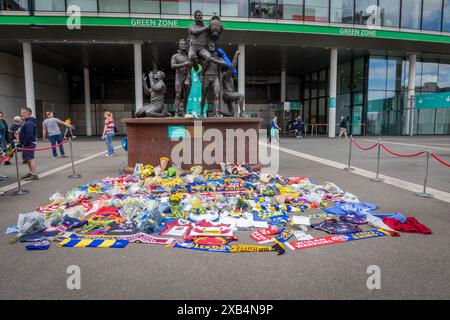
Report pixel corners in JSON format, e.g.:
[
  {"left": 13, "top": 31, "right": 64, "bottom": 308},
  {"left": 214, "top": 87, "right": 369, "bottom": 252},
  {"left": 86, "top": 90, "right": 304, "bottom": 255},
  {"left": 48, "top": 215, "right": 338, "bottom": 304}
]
[
  {"left": 330, "top": 0, "right": 354, "bottom": 23},
  {"left": 304, "top": 0, "right": 329, "bottom": 22},
  {"left": 366, "top": 56, "right": 450, "bottom": 135},
  {"left": 278, "top": 0, "right": 303, "bottom": 20},
  {"left": 130, "top": 0, "right": 160, "bottom": 14},
  {"left": 301, "top": 54, "right": 450, "bottom": 135},
  {"left": 421, "top": 0, "right": 443, "bottom": 31},
  {"left": 444, "top": 0, "right": 450, "bottom": 32},
  {"left": 221, "top": 0, "right": 248, "bottom": 17},
  {"left": 65, "top": 0, "right": 97, "bottom": 12},
  {"left": 2, "top": 1, "right": 449, "bottom": 33},
  {"left": 401, "top": 0, "right": 421, "bottom": 29}
]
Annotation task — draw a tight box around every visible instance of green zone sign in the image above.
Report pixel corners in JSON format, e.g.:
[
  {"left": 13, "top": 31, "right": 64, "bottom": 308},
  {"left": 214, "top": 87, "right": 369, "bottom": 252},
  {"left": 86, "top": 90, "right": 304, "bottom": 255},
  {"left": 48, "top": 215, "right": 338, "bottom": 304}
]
[
  {"left": 339, "top": 27, "right": 377, "bottom": 38},
  {"left": 0, "top": 15, "right": 449, "bottom": 44},
  {"left": 130, "top": 18, "right": 180, "bottom": 27},
  {"left": 416, "top": 92, "right": 450, "bottom": 109}
]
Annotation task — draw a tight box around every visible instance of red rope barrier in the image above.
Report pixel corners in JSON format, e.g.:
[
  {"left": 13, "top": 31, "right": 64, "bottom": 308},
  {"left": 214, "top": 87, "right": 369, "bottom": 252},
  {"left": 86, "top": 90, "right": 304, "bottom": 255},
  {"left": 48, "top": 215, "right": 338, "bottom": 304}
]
[
  {"left": 351, "top": 138, "right": 378, "bottom": 151},
  {"left": 431, "top": 153, "right": 450, "bottom": 167},
  {"left": 0, "top": 150, "right": 14, "bottom": 164},
  {"left": 20, "top": 140, "right": 68, "bottom": 152},
  {"left": 380, "top": 144, "right": 425, "bottom": 158}
]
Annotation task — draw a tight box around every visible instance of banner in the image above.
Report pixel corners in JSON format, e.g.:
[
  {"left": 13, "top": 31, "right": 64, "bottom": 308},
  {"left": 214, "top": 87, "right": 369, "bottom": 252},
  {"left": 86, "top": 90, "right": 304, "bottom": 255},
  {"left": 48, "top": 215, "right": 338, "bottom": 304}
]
[{"left": 287, "top": 229, "right": 390, "bottom": 251}]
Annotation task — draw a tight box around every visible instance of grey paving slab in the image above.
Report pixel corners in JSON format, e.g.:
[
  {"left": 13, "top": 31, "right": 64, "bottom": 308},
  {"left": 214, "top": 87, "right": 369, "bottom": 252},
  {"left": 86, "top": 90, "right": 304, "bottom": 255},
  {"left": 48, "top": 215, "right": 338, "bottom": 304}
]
[{"left": 0, "top": 137, "right": 449, "bottom": 300}]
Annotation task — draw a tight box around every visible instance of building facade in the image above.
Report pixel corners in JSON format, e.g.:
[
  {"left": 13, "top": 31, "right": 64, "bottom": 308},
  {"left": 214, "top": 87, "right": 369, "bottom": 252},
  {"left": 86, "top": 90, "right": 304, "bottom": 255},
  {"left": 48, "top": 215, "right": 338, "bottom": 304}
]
[{"left": 1, "top": 0, "right": 449, "bottom": 136}]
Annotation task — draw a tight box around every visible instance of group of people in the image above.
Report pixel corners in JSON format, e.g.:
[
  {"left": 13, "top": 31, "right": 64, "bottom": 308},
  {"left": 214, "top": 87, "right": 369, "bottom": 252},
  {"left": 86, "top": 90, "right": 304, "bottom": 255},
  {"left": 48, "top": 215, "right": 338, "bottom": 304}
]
[
  {"left": 0, "top": 108, "right": 75, "bottom": 183},
  {"left": 0, "top": 108, "right": 116, "bottom": 186},
  {"left": 270, "top": 116, "right": 305, "bottom": 143},
  {"left": 269, "top": 115, "right": 349, "bottom": 142}
]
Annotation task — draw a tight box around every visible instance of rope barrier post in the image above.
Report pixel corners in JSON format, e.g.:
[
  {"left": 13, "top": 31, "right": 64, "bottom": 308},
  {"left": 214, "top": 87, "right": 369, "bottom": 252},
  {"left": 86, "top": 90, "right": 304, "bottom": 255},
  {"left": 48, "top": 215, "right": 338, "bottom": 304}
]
[
  {"left": 370, "top": 138, "right": 384, "bottom": 182},
  {"left": 344, "top": 134, "right": 355, "bottom": 171},
  {"left": 67, "top": 138, "right": 81, "bottom": 179},
  {"left": 11, "top": 145, "right": 29, "bottom": 196},
  {"left": 415, "top": 150, "right": 433, "bottom": 198}
]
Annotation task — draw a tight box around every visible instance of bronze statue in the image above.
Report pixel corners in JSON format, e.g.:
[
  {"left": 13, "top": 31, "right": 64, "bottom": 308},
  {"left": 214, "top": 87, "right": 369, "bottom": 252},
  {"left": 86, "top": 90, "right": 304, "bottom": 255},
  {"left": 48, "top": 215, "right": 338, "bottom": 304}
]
[
  {"left": 171, "top": 39, "right": 191, "bottom": 117},
  {"left": 188, "top": 10, "right": 212, "bottom": 69},
  {"left": 221, "top": 50, "right": 245, "bottom": 117},
  {"left": 135, "top": 71, "right": 168, "bottom": 118},
  {"left": 201, "top": 42, "right": 227, "bottom": 117}
]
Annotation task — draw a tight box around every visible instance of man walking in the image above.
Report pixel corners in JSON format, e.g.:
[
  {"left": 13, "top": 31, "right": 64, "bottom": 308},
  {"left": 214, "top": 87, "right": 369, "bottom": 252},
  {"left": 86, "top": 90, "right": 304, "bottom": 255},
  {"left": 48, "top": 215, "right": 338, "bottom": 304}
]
[
  {"left": 19, "top": 107, "right": 38, "bottom": 181},
  {"left": 295, "top": 116, "right": 304, "bottom": 139},
  {"left": 42, "top": 111, "right": 74, "bottom": 158}
]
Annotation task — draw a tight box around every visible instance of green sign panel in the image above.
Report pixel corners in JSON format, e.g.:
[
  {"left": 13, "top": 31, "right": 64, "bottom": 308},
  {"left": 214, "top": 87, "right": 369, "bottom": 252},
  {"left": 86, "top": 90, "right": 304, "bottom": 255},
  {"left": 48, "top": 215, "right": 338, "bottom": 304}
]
[
  {"left": 329, "top": 97, "right": 336, "bottom": 108},
  {"left": 416, "top": 92, "right": 450, "bottom": 109},
  {"left": 290, "top": 101, "right": 301, "bottom": 111},
  {"left": 168, "top": 125, "right": 186, "bottom": 139}
]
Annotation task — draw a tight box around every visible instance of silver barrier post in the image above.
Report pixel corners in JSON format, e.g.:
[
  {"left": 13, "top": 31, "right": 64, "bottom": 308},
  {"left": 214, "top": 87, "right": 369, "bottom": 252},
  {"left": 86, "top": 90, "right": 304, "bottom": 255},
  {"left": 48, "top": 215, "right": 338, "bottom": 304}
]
[
  {"left": 11, "top": 145, "right": 29, "bottom": 195},
  {"left": 68, "top": 138, "right": 81, "bottom": 179},
  {"left": 370, "top": 138, "right": 384, "bottom": 182},
  {"left": 344, "top": 135, "right": 355, "bottom": 171},
  {"left": 415, "top": 150, "right": 433, "bottom": 198}
]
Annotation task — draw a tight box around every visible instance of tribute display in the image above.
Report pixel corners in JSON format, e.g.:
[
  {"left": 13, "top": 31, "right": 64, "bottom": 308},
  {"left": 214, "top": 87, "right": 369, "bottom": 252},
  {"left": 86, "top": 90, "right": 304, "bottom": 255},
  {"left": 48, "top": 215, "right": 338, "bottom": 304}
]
[{"left": 135, "top": 9, "right": 244, "bottom": 119}]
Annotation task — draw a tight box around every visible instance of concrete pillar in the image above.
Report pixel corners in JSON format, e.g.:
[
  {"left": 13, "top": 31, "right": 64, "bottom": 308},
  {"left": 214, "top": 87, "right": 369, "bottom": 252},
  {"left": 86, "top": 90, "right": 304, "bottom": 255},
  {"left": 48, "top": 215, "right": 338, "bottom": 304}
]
[
  {"left": 238, "top": 44, "right": 245, "bottom": 112},
  {"left": 281, "top": 69, "right": 286, "bottom": 103},
  {"left": 328, "top": 48, "right": 338, "bottom": 138},
  {"left": 134, "top": 42, "right": 143, "bottom": 111},
  {"left": 83, "top": 67, "right": 92, "bottom": 136},
  {"left": 406, "top": 54, "right": 417, "bottom": 136},
  {"left": 22, "top": 42, "right": 35, "bottom": 115}
]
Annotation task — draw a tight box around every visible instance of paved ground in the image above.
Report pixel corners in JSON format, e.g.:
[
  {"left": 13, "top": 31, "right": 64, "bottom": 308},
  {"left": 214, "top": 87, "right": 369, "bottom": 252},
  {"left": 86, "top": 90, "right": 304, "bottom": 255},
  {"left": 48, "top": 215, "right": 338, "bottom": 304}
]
[{"left": 0, "top": 136, "right": 449, "bottom": 300}]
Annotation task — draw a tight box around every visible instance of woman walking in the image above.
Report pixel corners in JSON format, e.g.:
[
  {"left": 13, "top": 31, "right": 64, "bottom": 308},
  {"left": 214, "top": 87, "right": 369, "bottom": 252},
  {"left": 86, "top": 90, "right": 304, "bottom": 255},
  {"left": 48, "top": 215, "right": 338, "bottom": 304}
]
[
  {"left": 339, "top": 116, "right": 348, "bottom": 139},
  {"left": 270, "top": 116, "right": 281, "bottom": 143},
  {"left": 102, "top": 111, "right": 115, "bottom": 157}
]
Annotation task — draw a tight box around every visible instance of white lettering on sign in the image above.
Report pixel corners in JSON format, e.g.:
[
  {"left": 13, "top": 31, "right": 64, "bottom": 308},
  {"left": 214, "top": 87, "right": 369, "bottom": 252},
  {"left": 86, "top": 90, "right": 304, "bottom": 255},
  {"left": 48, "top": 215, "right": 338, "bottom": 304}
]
[
  {"left": 339, "top": 28, "right": 377, "bottom": 38},
  {"left": 131, "top": 19, "right": 178, "bottom": 28}
]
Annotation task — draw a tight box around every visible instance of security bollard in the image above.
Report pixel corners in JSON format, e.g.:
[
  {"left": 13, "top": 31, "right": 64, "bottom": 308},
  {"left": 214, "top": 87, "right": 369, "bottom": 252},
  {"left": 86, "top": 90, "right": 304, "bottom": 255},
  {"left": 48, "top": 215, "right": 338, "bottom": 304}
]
[
  {"left": 11, "top": 145, "right": 29, "bottom": 195},
  {"left": 344, "top": 135, "right": 355, "bottom": 171},
  {"left": 68, "top": 138, "right": 82, "bottom": 179},
  {"left": 370, "top": 138, "right": 384, "bottom": 182},
  {"left": 415, "top": 150, "right": 433, "bottom": 198}
]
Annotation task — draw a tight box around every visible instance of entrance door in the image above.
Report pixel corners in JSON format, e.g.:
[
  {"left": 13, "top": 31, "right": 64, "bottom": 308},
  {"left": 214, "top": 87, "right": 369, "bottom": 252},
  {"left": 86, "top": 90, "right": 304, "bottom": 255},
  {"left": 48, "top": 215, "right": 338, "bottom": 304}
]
[{"left": 352, "top": 105, "right": 363, "bottom": 135}]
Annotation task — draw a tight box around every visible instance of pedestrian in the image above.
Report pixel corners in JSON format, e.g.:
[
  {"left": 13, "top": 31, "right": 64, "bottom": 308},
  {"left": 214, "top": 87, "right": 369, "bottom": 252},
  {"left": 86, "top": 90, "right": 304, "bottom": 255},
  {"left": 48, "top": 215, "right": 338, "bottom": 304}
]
[
  {"left": 0, "top": 111, "right": 8, "bottom": 153},
  {"left": 42, "top": 111, "right": 74, "bottom": 158},
  {"left": 102, "top": 111, "right": 115, "bottom": 157},
  {"left": 270, "top": 115, "right": 281, "bottom": 143},
  {"left": 339, "top": 116, "right": 348, "bottom": 139},
  {"left": 3, "top": 115, "right": 22, "bottom": 165},
  {"left": 296, "top": 116, "right": 304, "bottom": 139},
  {"left": 19, "top": 106, "right": 39, "bottom": 181},
  {"left": 63, "top": 118, "right": 76, "bottom": 139}
]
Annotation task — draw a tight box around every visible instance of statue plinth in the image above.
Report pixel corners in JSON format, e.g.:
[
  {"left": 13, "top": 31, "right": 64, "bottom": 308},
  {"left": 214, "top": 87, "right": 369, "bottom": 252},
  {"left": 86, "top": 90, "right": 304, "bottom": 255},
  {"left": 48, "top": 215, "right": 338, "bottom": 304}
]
[{"left": 122, "top": 117, "right": 263, "bottom": 173}]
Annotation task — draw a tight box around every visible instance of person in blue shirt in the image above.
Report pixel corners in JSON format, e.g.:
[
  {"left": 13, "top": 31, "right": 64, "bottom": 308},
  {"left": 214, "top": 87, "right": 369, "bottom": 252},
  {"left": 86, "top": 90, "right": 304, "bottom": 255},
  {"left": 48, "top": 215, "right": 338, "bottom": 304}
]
[
  {"left": 270, "top": 116, "right": 281, "bottom": 143},
  {"left": 19, "top": 107, "right": 39, "bottom": 181}
]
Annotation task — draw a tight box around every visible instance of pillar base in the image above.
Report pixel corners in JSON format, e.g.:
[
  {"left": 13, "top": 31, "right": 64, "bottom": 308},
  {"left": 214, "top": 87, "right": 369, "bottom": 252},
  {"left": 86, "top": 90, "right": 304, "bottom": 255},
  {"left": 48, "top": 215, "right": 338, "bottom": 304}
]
[
  {"left": 369, "top": 178, "right": 384, "bottom": 182},
  {"left": 11, "top": 189, "right": 29, "bottom": 196},
  {"left": 415, "top": 192, "right": 433, "bottom": 198},
  {"left": 343, "top": 167, "right": 355, "bottom": 171}
]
